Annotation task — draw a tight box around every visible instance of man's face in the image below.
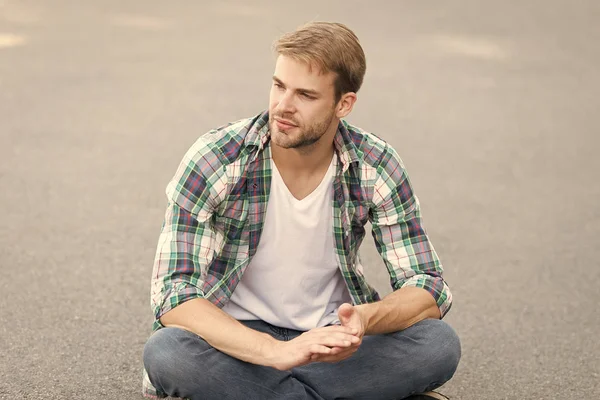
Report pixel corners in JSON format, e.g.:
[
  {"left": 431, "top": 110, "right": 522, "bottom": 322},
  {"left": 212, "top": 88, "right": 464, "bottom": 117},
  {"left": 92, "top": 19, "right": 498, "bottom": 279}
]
[{"left": 269, "top": 55, "right": 338, "bottom": 149}]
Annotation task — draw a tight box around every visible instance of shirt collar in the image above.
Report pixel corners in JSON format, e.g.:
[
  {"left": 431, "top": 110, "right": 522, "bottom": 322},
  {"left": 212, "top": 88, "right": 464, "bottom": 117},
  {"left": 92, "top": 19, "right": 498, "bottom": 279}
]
[
  {"left": 243, "top": 111, "right": 270, "bottom": 155},
  {"left": 334, "top": 120, "right": 360, "bottom": 173}
]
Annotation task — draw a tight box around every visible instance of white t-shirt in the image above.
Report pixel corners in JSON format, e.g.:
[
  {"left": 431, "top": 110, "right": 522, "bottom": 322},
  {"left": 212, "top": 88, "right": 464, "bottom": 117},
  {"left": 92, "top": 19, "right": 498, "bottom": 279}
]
[{"left": 222, "top": 155, "right": 352, "bottom": 330}]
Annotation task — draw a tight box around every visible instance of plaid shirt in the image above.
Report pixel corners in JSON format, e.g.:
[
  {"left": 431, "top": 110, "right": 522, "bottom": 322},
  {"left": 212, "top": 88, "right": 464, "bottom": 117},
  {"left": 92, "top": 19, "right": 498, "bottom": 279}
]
[{"left": 143, "top": 111, "right": 452, "bottom": 398}]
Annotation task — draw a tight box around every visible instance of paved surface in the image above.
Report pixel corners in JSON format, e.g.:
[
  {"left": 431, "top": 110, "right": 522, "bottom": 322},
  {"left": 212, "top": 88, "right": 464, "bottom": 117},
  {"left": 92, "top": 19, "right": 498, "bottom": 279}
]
[{"left": 1, "top": 1, "right": 599, "bottom": 399}]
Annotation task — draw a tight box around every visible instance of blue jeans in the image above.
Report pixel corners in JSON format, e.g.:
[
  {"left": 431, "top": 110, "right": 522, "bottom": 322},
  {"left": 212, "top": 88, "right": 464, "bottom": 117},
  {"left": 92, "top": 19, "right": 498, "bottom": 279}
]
[{"left": 143, "top": 319, "right": 460, "bottom": 400}]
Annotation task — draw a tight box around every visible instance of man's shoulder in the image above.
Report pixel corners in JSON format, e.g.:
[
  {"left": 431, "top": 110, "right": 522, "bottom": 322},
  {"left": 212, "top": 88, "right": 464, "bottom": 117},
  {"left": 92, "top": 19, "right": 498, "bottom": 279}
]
[
  {"left": 166, "top": 113, "right": 268, "bottom": 209},
  {"left": 342, "top": 120, "right": 404, "bottom": 172},
  {"left": 184, "top": 112, "right": 268, "bottom": 168}
]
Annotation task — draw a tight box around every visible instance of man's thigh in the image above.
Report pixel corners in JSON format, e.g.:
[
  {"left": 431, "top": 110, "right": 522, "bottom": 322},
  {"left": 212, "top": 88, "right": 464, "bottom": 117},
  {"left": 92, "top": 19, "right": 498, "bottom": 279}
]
[
  {"left": 291, "top": 319, "right": 461, "bottom": 400},
  {"left": 143, "top": 325, "right": 323, "bottom": 400}
]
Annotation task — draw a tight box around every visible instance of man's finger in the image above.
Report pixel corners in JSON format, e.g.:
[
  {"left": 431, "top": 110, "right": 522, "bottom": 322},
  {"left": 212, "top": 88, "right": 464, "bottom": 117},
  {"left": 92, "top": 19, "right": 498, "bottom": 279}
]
[
  {"left": 310, "top": 347, "right": 344, "bottom": 361},
  {"left": 311, "top": 346, "right": 358, "bottom": 363},
  {"left": 329, "top": 346, "right": 346, "bottom": 354},
  {"left": 314, "top": 325, "right": 358, "bottom": 335},
  {"left": 315, "top": 333, "right": 359, "bottom": 348},
  {"left": 309, "top": 344, "right": 332, "bottom": 355}
]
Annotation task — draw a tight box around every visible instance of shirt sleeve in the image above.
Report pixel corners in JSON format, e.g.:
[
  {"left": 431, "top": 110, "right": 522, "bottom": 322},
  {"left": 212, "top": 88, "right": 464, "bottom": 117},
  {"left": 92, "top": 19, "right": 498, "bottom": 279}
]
[
  {"left": 150, "top": 136, "right": 228, "bottom": 326},
  {"left": 369, "top": 145, "right": 452, "bottom": 318}
]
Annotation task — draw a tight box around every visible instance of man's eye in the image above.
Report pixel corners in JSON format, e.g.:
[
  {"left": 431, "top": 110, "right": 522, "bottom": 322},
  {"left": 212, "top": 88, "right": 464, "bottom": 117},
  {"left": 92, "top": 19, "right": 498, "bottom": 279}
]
[
  {"left": 301, "top": 93, "right": 315, "bottom": 100},
  {"left": 274, "top": 83, "right": 284, "bottom": 89}
]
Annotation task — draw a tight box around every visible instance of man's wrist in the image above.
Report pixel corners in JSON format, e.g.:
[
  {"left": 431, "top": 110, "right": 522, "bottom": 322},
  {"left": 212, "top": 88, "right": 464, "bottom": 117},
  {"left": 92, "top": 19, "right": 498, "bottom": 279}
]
[
  {"left": 355, "top": 304, "right": 373, "bottom": 335},
  {"left": 258, "top": 333, "right": 281, "bottom": 367}
]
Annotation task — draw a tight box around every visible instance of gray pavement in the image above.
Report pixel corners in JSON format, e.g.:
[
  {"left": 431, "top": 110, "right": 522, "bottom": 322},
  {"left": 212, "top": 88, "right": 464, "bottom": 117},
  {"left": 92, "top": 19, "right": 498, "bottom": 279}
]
[{"left": 1, "top": 0, "right": 599, "bottom": 399}]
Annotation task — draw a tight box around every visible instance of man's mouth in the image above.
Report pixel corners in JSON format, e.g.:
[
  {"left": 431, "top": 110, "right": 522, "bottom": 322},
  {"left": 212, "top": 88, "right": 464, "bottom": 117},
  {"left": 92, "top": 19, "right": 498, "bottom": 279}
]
[{"left": 274, "top": 118, "right": 298, "bottom": 130}]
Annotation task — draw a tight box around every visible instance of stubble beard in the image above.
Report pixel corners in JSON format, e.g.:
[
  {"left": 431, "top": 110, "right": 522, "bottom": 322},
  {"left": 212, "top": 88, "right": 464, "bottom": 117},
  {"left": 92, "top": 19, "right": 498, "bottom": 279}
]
[{"left": 270, "top": 111, "right": 336, "bottom": 150}]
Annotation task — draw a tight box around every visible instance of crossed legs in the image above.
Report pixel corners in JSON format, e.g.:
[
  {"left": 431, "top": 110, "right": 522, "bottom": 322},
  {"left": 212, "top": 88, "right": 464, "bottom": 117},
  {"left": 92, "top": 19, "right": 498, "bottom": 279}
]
[{"left": 143, "top": 319, "right": 460, "bottom": 400}]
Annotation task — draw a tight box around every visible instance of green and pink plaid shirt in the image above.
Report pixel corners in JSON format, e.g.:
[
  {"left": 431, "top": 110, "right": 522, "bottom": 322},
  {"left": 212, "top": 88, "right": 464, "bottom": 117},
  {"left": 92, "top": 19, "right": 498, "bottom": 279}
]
[{"left": 143, "top": 111, "right": 452, "bottom": 397}]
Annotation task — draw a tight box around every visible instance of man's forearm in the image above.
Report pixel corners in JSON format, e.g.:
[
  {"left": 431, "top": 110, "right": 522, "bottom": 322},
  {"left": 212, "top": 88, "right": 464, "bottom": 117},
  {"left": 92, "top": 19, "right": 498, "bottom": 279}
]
[
  {"left": 159, "top": 298, "right": 278, "bottom": 366},
  {"left": 356, "top": 286, "right": 441, "bottom": 335}
]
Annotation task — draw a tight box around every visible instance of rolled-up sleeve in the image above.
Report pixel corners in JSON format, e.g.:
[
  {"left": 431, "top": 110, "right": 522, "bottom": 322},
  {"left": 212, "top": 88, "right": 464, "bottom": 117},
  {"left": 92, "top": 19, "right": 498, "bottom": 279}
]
[
  {"left": 150, "top": 137, "right": 227, "bottom": 328},
  {"left": 369, "top": 146, "right": 452, "bottom": 318}
]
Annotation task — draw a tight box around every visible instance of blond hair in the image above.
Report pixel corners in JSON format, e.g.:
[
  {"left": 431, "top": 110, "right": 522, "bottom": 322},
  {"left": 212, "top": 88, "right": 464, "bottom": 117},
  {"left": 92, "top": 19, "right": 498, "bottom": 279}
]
[{"left": 274, "top": 22, "right": 366, "bottom": 101}]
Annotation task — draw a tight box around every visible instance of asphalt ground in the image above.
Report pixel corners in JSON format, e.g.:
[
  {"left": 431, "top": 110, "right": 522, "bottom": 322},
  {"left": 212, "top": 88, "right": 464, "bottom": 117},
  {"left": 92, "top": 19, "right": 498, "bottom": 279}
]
[{"left": 1, "top": 1, "right": 599, "bottom": 399}]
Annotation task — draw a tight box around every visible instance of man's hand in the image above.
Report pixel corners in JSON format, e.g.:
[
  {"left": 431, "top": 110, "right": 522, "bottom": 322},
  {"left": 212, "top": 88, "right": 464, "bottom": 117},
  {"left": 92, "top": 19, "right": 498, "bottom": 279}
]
[
  {"left": 267, "top": 324, "right": 360, "bottom": 371},
  {"left": 310, "top": 303, "right": 367, "bottom": 363}
]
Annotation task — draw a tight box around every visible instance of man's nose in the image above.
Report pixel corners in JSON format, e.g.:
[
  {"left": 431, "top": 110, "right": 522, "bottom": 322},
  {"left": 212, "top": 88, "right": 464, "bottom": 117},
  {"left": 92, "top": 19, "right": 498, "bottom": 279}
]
[{"left": 275, "top": 92, "right": 295, "bottom": 114}]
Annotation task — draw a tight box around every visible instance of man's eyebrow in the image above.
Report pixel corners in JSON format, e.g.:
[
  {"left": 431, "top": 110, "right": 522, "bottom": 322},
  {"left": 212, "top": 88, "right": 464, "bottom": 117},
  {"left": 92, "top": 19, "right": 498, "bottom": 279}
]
[
  {"left": 298, "top": 88, "right": 320, "bottom": 96},
  {"left": 272, "top": 76, "right": 320, "bottom": 96}
]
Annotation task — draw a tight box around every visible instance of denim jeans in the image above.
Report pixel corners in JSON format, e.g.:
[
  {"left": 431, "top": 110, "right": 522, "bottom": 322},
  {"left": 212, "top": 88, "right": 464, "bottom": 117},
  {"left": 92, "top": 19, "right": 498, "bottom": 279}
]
[{"left": 143, "top": 318, "right": 460, "bottom": 400}]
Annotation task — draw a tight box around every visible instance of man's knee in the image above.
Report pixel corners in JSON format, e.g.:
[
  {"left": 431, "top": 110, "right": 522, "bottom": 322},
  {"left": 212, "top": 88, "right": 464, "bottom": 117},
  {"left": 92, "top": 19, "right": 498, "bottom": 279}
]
[
  {"left": 407, "top": 319, "right": 461, "bottom": 385},
  {"left": 143, "top": 327, "right": 205, "bottom": 387}
]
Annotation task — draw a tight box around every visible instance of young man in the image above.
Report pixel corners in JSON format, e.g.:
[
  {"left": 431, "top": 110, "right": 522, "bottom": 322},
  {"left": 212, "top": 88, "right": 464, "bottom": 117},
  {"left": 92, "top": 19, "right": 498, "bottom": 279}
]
[{"left": 143, "top": 22, "right": 460, "bottom": 400}]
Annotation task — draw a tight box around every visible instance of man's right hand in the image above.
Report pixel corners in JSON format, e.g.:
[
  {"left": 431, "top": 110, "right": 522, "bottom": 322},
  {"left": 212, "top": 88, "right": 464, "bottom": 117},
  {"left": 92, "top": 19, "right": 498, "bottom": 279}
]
[{"left": 266, "top": 325, "right": 361, "bottom": 371}]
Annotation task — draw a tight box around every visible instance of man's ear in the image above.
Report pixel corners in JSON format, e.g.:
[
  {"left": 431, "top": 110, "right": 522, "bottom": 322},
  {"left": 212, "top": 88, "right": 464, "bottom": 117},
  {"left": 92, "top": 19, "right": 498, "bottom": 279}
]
[{"left": 336, "top": 92, "right": 358, "bottom": 119}]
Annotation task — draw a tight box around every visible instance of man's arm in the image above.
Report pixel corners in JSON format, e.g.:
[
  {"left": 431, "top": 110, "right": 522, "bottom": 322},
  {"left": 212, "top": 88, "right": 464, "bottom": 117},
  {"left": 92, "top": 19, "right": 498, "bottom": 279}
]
[
  {"left": 312, "top": 146, "right": 450, "bottom": 363},
  {"left": 159, "top": 298, "right": 278, "bottom": 366},
  {"left": 153, "top": 195, "right": 281, "bottom": 366},
  {"left": 356, "top": 286, "right": 440, "bottom": 335},
  {"left": 366, "top": 145, "right": 452, "bottom": 333},
  {"left": 150, "top": 135, "right": 228, "bottom": 332}
]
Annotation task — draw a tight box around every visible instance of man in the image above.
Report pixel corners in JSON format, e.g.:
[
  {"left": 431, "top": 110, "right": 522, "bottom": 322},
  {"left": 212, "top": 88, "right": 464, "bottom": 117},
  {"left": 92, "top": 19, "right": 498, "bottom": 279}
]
[{"left": 143, "top": 22, "right": 460, "bottom": 400}]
